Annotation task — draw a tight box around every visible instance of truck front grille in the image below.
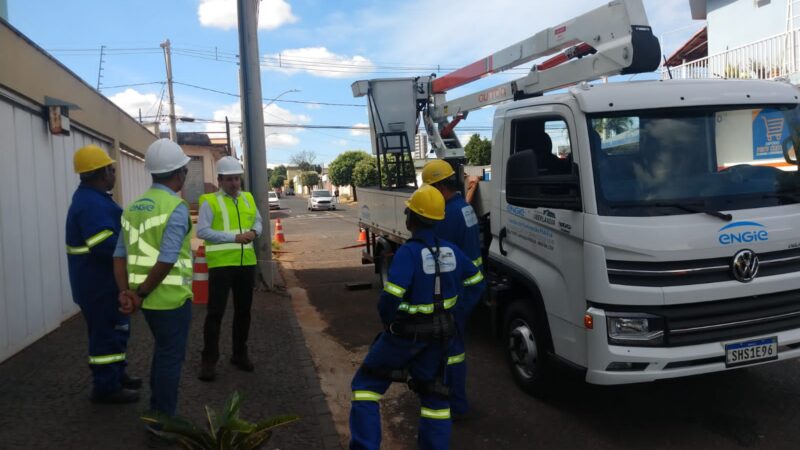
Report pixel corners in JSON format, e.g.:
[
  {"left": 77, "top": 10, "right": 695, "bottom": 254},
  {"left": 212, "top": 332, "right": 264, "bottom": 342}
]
[{"left": 607, "top": 247, "right": 800, "bottom": 287}]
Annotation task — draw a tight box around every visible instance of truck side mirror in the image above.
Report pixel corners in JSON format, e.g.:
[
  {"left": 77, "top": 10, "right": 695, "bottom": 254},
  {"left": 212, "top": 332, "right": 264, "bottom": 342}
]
[{"left": 506, "top": 150, "right": 582, "bottom": 211}]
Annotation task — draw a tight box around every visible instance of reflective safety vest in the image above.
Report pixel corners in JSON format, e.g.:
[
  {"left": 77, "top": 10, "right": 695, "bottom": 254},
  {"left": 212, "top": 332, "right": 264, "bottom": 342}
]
[
  {"left": 121, "top": 188, "right": 193, "bottom": 310},
  {"left": 198, "top": 190, "right": 257, "bottom": 268}
]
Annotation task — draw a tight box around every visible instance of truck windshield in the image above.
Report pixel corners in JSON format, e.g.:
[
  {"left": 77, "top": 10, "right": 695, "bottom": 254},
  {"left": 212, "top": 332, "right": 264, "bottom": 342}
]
[{"left": 588, "top": 105, "right": 800, "bottom": 217}]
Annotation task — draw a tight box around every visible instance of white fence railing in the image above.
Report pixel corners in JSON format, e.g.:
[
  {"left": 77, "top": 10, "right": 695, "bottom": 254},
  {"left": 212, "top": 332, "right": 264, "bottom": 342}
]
[{"left": 662, "top": 30, "right": 800, "bottom": 80}]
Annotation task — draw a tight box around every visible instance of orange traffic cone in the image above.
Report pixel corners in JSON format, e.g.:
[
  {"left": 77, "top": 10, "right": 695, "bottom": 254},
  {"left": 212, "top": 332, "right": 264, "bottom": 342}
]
[
  {"left": 274, "top": 218, "right": 286, "bottom": 243},
  {"left": 357, "top": 228, "right": 367, "bottom": 243},
  {"left": 192, "top": 245, "right": 209, "bottom": 304}
]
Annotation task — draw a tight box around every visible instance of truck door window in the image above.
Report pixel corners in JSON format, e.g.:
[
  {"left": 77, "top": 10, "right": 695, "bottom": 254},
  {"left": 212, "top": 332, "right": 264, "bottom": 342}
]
[{"left": 511, "top": 117, "right": 573, "bottom": 177}]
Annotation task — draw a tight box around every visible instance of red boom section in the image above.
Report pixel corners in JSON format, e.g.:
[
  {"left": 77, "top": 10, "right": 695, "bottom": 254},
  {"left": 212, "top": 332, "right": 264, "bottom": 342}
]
[
  {"left": 431, "top": 42, "right": 596, "bottom": 94},
  {"left": 432, "top": 56, "right": 493, "bottom": 94}
]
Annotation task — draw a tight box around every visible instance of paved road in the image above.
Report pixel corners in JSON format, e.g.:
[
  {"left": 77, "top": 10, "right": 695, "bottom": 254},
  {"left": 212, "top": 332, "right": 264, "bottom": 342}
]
[{"left": 277, "top": 194, "right": 800, "bottom": 450}]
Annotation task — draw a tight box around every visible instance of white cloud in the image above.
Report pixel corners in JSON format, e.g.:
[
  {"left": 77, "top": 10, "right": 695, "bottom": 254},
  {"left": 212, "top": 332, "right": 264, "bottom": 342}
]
[
  {"left": 305, "top": 103, "right": 322, "bottom": 110},
  {"left": 328, "top": 0, "right": 696, "bottom": 72},
  {"left": 198, "top": 0, "right": 297, "bottom": 30},
  {"left": 108, "top": 88, "right": 186, "bottom": 121},
  {"left": 264, "top": 47, "right": 375, "bottom": 78},
  {"left": 206, "top": 101, "right": 310, "bottom": 153},
  {"left": 351, "top": 123, "right": 370, "bottom": 137}
]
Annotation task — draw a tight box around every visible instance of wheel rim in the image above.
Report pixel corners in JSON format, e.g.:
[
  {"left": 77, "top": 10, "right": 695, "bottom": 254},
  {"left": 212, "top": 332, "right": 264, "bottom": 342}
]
[{"left": 508, "top": 318, "right": 538, "bottom": 380}]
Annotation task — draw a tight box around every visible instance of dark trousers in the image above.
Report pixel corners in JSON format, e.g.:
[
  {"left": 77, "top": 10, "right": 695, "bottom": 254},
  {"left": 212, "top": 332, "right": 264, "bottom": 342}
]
[
  {"left": 142, "top": 300, "right": 192, "bottom": 416},
  {"left": 77, "top": 293, "right": 130, "bottom": 395},
  {"left": 202, "top": 265, "right": 255, "bottom": 362}
]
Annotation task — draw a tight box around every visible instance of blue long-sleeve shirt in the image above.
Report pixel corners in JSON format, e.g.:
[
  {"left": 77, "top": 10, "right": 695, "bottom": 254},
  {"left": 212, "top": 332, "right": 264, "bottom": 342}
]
[
  {"left": 378, "top": 228, "right": 485, "bottom": 325},
  {"left": 196, "top": 190, "right": 263, "bottom": 243},
  {"left": 66, "top": 184, "right": 122, "bottom": 303},
  {"left": 113, "top": 183, "right": 190, "bottom": 264},
  {"left": 434, "top": 192, "right": 485, "bottom": 314}
]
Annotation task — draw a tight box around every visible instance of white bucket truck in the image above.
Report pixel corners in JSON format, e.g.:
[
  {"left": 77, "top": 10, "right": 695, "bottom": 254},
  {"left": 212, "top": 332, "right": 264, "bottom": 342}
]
[{"left": 352, "top": 0, "right": 800, "bottom": 395}]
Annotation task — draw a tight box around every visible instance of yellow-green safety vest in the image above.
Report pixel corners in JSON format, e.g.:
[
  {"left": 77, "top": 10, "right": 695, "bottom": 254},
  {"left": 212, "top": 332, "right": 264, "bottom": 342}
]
[
  {"left": 198, "top": 190, "right": 257, "bottom": 268},
  {"left": 121, "top": 187, "right": 193, "bottom": 310}
]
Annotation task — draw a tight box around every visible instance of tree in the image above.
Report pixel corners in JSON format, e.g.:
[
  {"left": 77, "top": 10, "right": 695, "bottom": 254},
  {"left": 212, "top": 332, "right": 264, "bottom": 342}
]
[
  {"left": 329, "top": 150, "right": 372, "bottom": 201},
  {"left": 290, "top": 150, "right": 317, "bottom": 172},
  {"left": 299, "top": 171, "right": 319, "bottom": 193},
  {"left": 353, "top": 157, "right": 379, "bottom": 188},
  {"left": 464, "top": 134, "right": 491, "bottom": 165},
  {"left": 269, "top": 174, "right": 286, "bottom": 189},
  {"left": 274, "top": 165, "right": 287, "bottom": 177}
]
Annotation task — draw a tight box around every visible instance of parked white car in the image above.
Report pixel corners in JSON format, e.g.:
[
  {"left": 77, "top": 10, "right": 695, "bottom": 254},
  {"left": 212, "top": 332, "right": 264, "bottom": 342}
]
[
  {"left": 308, "top": 190, "right": 336, "bottom": 211},
  {"left": 268, "top": 191, "right": 281, "bottom": 210}
]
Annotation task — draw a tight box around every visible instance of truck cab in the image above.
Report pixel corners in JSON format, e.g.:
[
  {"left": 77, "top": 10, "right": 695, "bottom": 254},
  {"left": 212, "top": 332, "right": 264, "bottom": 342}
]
[{"left": 488, "top": 78, "right": 800, "bottom": 391}]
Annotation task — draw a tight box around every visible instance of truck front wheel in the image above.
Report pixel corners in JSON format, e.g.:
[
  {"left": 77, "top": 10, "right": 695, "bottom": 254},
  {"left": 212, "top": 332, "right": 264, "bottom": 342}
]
[{"left": 503, "top": 300, "right": 554, "bottom": 397}]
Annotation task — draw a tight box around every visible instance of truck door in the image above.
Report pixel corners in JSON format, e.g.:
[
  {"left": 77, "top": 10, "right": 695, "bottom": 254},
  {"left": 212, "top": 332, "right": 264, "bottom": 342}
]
[{"left": 496, "top": 104, "right": 586, "bottom": 358}]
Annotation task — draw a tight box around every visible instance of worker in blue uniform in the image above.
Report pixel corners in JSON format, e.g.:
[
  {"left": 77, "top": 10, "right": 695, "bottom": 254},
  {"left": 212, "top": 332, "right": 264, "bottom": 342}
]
[
  {"left": 66, "top": 145, "right": 141, "bottom": 403},
  {"left": 349, "top": 185, "right": 485, "bottom": 450},
  {"left": 422, "top": 159, "right": 486, "bottom": 419}
]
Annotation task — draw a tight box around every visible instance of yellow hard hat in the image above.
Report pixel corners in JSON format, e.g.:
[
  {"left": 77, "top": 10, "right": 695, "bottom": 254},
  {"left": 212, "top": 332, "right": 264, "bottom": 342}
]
[
  {"left": 405, "top": 185, "right": 445, "bottom": 221},
  {"left": 422, "top": 159, "right": 455, "bottom": 185},
  {"left": 73, "top": 145, "right": 115, "bottom": 174}
]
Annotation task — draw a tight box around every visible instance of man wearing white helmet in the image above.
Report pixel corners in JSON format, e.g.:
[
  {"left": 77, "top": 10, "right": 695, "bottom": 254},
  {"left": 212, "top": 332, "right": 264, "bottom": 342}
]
[
  {"left": 197, "top": 156, "right": 263, "bottom": 381},
  {"left": 112, "top": 138, "right": 194, "bottom": 426}
]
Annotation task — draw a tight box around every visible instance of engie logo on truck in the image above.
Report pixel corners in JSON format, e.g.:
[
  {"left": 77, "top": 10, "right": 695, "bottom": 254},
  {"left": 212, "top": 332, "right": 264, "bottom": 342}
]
[{"left": 718, "top": 221, "right": 769, "bottom": 245}]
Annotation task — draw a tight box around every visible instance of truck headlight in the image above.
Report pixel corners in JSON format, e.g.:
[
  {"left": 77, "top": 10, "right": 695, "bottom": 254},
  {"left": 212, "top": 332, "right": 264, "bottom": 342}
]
[{"left": 606, "top": 313, "right": 664, "bottom": 347}]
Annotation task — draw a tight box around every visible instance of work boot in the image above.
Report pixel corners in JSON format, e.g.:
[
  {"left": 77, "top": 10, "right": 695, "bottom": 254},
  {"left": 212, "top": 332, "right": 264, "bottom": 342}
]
[
  {"left": 198, "top": 361, "right": 216, "bottom": 382},
  {"left": 90, "top": 388, "right": 140, "bottom": 404},
  {"left": 121, "top": 373, "right": 143, "bottom": 390},
  {"left": 230, "top": 354, "right": 255, "bottom": 372}
]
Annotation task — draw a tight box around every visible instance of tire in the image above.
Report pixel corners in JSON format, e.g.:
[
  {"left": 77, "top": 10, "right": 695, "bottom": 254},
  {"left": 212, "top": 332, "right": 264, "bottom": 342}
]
[
  {"left": 503, "top": 299, "right": 555, "bottom": 397},
  {"left": 374, "top": 242, "right": 394, "bottom": 288}
]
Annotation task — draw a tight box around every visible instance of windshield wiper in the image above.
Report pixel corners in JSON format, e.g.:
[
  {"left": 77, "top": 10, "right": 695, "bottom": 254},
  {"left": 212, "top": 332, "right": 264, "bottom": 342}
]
[{"left": 609, "top": 201, "right": 733, "bottom": 221}]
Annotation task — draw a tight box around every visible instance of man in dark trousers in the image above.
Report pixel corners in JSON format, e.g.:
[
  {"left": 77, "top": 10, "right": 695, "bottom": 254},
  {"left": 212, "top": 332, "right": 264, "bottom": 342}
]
[
  {"left": 66, "top": 145, "right": 141, "bottom": 404},
  {"left": 422, "top": 159, "right": 486, "bottom": 419},
  {"left": 197, "top": 156, "right": 263, "bottom": 381},
  {"left": 114, "top": 138, "right": 194, "bottom": 424},
  {"left": 349, "top": 185, "right": 485, "bottom": 450}
]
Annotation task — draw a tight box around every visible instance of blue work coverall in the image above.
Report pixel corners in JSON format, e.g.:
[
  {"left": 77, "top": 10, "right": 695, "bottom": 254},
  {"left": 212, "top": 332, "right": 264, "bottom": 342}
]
[
  {"left": 434, "top": 192, "right": 485, "bottom": 415},
  {"left": 66, "top": 184, "right": 128, "bottom": 395},
  {"left": 349, "top": 228, "right": 485, "bottom": 450}
]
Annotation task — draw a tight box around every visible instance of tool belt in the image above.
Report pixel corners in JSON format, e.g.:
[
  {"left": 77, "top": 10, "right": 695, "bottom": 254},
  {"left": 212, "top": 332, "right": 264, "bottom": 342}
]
[
  {"left": 387, "top": 308, "right": 455, "bottom": 341},
  {"left": 360, "top": 365, "right": 450, "bottom": 399}
]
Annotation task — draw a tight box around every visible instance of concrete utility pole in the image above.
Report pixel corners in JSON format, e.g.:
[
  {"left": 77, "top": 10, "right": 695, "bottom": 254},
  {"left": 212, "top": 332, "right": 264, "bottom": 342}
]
[
  {"left": 237, "top": 0, "right": 274, "bottom": 289},
  {"left": 160, "top": 39, "right": 178, "bottom": 142}
]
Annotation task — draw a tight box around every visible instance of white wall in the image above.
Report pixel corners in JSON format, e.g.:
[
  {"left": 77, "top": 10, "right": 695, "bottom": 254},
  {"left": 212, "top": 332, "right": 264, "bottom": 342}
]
[
  {"left": 119, "top": 150, "right": 149, "bottom": 206},
  {"left": 0, "top": 97, "right": 116, "bottom": 362},
  {"left": 707, "top": 0, "right": 787, "bottom": 55}
]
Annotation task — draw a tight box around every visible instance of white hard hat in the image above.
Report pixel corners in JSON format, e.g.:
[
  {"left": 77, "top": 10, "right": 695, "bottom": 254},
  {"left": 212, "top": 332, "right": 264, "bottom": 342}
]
[
  {"left": 217, "top": 156, "right": 244, "bottom": 175},
  {"left": 144, "top": 138, "right": 191, "bottom": 174}
]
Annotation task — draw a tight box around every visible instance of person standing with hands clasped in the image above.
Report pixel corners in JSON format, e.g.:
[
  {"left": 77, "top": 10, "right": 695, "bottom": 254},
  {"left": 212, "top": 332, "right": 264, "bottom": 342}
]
[
  {"left": 197, "top": 156, "right": 262, "bottom": 381},
  {"left": 113, "top": 138, "right": 194, "bottom": 424},
  {"left": 349, "top": 185, "right": 485, "bottom": 450},
  {"left": 66, "top": 145, "right": 141, "bottom": 404}
]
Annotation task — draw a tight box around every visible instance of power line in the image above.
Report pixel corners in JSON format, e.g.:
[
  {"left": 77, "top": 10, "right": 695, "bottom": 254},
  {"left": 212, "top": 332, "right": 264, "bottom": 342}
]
[
  {"left": 101, "top": 81, "right": 165, "bottom": 90},
  {"left": 172, "top": 81, "right": 365, "bottom": 107}
]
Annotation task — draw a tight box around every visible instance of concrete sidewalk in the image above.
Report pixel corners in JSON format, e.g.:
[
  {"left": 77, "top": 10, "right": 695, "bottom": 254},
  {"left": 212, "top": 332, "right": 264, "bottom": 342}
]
[{"left": 0, "top": 272, "right": 340, "bottom": 449}]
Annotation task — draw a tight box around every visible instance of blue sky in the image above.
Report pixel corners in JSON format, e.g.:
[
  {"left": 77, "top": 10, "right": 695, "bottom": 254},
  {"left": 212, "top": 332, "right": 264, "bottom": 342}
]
[{"left": 7, "top": 0, "right": 701, "bottom": 165}]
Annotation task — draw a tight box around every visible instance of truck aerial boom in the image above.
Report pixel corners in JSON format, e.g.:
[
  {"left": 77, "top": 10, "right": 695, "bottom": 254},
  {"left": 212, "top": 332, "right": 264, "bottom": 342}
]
[{"left": 353, "top": 0, "right": 660, "bottom": 160}]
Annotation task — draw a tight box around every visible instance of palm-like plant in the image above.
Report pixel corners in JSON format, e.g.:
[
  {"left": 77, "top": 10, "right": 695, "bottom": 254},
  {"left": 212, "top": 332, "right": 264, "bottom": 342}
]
[{"left": 141, "top": 391, "right": 299, "bottom": 450}]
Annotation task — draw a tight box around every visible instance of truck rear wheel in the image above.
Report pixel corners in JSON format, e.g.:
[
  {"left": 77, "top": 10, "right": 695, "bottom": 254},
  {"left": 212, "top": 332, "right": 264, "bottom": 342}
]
[{"left": 503, "top": 300, "right": 554, "bottom": 397}]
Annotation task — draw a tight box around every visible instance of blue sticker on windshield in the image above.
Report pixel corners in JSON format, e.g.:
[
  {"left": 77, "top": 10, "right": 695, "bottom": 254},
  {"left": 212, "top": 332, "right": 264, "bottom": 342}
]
[
  {"left": 718, "top": 221, "right": 768, "bottom": 245},
  {"left": 752, "top": 109, "right": 790, "bottom": 160}
]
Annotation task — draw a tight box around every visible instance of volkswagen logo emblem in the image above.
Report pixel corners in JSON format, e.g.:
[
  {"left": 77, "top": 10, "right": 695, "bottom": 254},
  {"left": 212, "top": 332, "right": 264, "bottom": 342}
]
[{"left": 731, "top": 249, "right": 759, "bottom": 283}]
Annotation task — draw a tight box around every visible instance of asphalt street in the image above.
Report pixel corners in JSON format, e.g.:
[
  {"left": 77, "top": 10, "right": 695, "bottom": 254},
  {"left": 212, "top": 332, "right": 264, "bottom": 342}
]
[{"left": 276, "top": 194, "right": 800, "bottom": 450}]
